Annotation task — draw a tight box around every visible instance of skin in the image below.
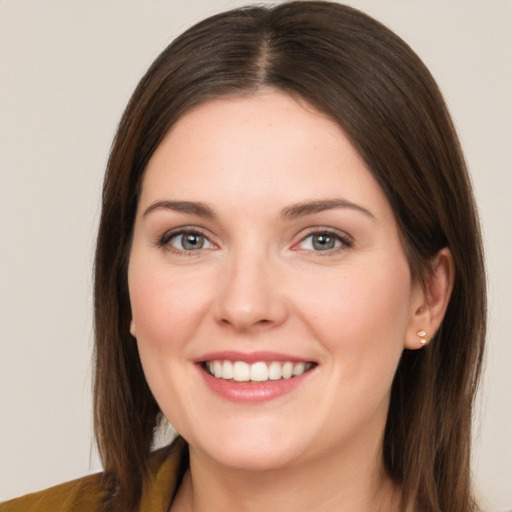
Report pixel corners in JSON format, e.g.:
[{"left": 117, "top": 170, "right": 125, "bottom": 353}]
[{"left": 128, "top": 91, "right": 453, "bottom": 512}]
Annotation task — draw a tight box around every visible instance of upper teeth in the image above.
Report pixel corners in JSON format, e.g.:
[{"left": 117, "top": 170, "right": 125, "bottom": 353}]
[{"left": 206, "top": 360, "right": 312, "bottom": 382}]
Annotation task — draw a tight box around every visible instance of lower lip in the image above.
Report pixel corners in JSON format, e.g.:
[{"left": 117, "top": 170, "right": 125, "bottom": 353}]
[{"left": 198, "top": 366, "right": 313, "bottom": 403}]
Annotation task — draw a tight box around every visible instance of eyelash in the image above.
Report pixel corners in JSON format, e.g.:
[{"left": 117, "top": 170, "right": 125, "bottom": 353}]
[
  {"left": 156, "top": 228, "right": 217, "bottom": 255},
  {"left": 156, "top": 227, "right": 353, "bottom": 255},
  {"left": 293, "top": 228, "right": 353, "bottom": 255}
]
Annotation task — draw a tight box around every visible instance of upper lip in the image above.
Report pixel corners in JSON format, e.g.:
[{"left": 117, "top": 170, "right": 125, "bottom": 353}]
[{"left": 194, "top": 350, "right": 316, "bottom": 364}]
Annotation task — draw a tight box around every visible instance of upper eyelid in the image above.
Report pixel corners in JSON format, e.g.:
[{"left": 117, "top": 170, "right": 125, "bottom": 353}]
[
  {"left": 291, "top": 228, "right": 354, "bottom": 252},
  {"left": 158, "top": 226, "right": 217, "bottom": 246},
  {"left": 295, "top": 226, "right": 353, "bottom": 242}
]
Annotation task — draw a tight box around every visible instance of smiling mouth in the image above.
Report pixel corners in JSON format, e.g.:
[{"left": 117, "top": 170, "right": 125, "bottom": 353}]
[{"left": 202, "top": 360, "right": 316, "bottom": 383}]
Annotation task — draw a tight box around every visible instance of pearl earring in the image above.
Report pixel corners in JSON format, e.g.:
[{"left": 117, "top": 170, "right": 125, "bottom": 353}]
[{"left": 417, "top": 330, "right": 427, "bottom": 346}]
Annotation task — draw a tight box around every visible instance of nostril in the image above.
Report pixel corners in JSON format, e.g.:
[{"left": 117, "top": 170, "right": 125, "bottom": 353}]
[{"left": 220, "top": 317, "right": 271, "bottom": 327}]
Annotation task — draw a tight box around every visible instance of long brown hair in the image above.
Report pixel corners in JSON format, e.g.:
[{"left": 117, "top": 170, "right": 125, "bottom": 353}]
[{"left": 93, "top": 2, "right": 486, "bottom": 511}]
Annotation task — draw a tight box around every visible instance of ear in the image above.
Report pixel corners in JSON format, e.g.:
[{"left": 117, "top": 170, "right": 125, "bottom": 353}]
[
  {"left": 130, "top": 320, "right": 137, "bottom": 337},
  {"left": 405, "top": 248, "right": 454, "bottom": 349}
]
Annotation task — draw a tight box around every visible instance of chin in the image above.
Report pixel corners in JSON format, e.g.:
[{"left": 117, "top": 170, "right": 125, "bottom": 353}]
[
  {"left": 204, "top": 445, "right": 301, "bottom": 472},
  {"left": 187, "top": 425, "right": 308, "bottom": 472}
]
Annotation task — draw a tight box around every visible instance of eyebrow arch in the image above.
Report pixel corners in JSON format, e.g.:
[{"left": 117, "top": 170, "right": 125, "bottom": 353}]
[
  {"left": 142, "top": 200, "right": 216, "bottom": 219},
  {"left": 280, "top": 199, "right": 375, "bottom": 220}
]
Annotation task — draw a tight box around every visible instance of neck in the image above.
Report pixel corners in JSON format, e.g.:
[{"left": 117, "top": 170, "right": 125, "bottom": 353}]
[{"left": 171, "top": 437, "right": 401, "bottom": 512}]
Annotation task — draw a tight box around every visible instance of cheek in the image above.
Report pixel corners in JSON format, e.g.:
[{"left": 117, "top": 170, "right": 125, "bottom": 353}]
[
  {"left": 128, "top": 260, "right": 213, "bottom": 354},
  {"left": 294, "top": 259, "right": 412, "bottom": 359},
  {"left": 127, "top": 259, "right": 214, "bottom": 426}
]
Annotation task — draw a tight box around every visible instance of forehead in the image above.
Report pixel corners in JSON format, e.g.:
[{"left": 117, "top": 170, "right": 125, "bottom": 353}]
[{"left": 140, "top": 91, "right": 390, "bottom": 220}]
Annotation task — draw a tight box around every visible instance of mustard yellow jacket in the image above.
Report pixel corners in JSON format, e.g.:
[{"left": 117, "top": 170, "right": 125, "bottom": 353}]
[{"left": 0, "top": 442, "right": 183, "bottom": 512}]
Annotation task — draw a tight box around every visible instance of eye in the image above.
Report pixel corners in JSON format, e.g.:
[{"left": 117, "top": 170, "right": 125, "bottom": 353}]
[
  {"left": 295, "top": 231, "right": 352, "bottom": 252},
  {"left": 164, "top": 230, "right": 216, "bottom": 252}
]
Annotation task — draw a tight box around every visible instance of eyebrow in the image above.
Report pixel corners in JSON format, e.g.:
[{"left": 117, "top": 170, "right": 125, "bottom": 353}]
[
  {"left": 142, "top": 200, "right": 216, "bottom": 219},
  {"left": 142, "top": 198, "right": 375, "bottom": 221},
  {"left": 280, "top": 199, "right": 375, "bottom": 220}
]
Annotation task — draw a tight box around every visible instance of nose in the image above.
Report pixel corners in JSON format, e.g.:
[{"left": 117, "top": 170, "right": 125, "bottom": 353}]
[{"left": 212, "top": 249, "right": 289, "bottom": 332}]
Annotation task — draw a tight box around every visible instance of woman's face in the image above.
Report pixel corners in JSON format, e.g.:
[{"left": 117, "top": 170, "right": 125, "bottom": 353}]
[{"left": 128, "top": 91, "right": 423, "bottom": 471}]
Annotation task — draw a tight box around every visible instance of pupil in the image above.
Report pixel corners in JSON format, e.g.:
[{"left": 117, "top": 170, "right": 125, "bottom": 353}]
[
  {"left": 183, "top": 233, "right": 204, "bottom": 250},
  {"left": 313, "top": 234, "right": 334, "bottom": 250}
]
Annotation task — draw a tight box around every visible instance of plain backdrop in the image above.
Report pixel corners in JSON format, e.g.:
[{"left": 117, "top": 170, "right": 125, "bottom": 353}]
[{"left": 1, "top": 0, "right": 511, "bottom": 509}]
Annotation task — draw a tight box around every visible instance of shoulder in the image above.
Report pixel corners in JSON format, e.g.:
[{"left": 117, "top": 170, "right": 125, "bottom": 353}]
[
  {"left": 1, "top": 438, "right": 188, "bottom": 512},
  {"left": 0, "top": 472, "right": 105, "bottom": 512}
]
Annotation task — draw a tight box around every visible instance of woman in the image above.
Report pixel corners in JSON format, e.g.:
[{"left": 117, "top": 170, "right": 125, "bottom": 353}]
[{"left": 1, "top": 2, "right": 486, "bottom": 511}]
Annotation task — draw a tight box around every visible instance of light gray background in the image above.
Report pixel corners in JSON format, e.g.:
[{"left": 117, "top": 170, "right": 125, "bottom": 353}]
[{"left": 1, "top": 1, "right": 511, "bottom": 509}]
